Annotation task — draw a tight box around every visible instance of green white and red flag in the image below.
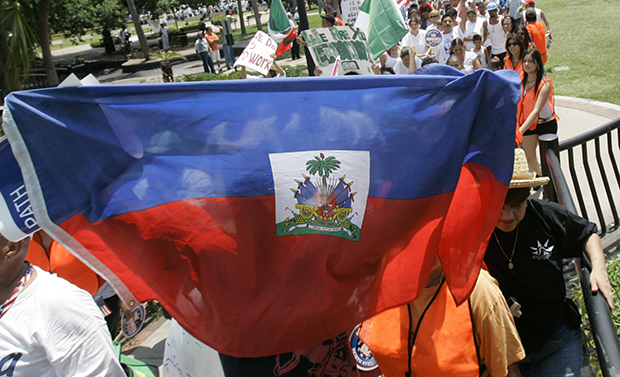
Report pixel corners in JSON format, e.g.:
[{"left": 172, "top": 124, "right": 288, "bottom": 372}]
[
  {"left": 268, "top": 0, "right": 298, "bottom": 56},
  {"left": 354, "top": 0, "right": 408, "bottom": 60}
]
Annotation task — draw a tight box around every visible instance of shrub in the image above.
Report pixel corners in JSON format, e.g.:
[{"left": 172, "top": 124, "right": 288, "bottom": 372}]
[
  {"left": 90, "top": 40, "right": 105, "bottom": 48},
  {"left": 282, "top": 65, "right": 308, "bottom": 77},
  {"left": 180, "top": 70, "right": 243, "bottom": 81}
]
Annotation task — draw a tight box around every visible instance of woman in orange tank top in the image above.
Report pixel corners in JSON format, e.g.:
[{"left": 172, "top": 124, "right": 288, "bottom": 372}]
[
  {"left": 504, "top": 34, "right": 526, "bottom": 78},
  {"left": 518, "top": 48, "right": 558, "bottom": 175}
]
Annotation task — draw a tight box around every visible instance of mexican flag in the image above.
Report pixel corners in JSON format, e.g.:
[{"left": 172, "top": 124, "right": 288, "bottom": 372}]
[
  {"left": 354, "top": 0, "right": 408, "bottom": 60},
  {"left": 268, "top": 0, "right": 298, "bottom": 56}
]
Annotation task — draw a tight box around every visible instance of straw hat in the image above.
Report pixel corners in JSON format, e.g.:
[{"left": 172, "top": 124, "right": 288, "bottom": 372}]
[{"left": 510, "top": 149, "right": 550, "bottom": 188}]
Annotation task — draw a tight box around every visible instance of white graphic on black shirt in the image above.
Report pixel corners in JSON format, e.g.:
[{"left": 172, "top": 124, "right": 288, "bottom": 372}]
[{"left": 530, "top": 239, "right": 554, "bottom": 260}]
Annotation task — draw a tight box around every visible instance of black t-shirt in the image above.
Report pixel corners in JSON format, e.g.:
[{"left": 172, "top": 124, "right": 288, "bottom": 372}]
[{"left": 484, "top": 199, "right": 597, "bottom": 353}]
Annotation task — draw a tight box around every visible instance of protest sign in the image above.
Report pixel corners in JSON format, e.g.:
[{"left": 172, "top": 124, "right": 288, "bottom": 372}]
[
  {"left": 302, "top": 26, "right": 374, "bottom": 76},
  {"left": 234, "top": 31, "right": 277, "bottom": 76},
  {"left": 341, "top": 0, "right": 364, "bottom": 24},
  {"left": 425, "top": 29, "right": 442, "bottom": 47}
]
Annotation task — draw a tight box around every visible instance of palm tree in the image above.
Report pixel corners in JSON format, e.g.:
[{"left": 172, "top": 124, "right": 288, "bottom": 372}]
[
  {"left": 306, "top": 153, "right": 341, "bottom": 188},
  {"left": 37, "top": 0, "right": 58, "bottom": 87},
  {"left": 0, "top": 1, "right": 37, "bottom": 94},
  {"left": 126, "top": 0, "right": 150, "bottom": 59},
  {"left": 149, "top": 50, "right": 186, "bottom": 82}
]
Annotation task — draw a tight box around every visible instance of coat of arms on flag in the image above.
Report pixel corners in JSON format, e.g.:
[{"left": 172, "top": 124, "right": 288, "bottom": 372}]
[{"left": 270, "top": 150, "right": 370, "bottom": 241}]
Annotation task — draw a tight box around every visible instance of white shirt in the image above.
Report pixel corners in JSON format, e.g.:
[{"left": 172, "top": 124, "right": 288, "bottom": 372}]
[
  {"left": 434, "top": 28, "right": 462, "bottom": 64},
  {"left": 461, "top": 17, "right": 485, "bottom": 50},
  {"left": 401, "top": 29, "right": 428, "bottom": 56},
  {"left": 461, "top": 50, "right": 479, "bottom": 73},
  {"left": 0, "top": 267, "right": 125, "bottom": 377},
  {"left": 393, "top": 56, "right": 424, "bottom": 74},
  {"left": 471, "top": 46, "right": 487, "bottom": 67},
  {"left": 521, "top": 8, "right": 544, "bottom": 25},
  {"left": 487, "top": 16, "right": 506, "bottom": 54},
  {"left": 195, "top": 37, "right": 210, "bottom": 53},
  {"left": 384, "top": 51, "right": 400, "bottom": 69}
]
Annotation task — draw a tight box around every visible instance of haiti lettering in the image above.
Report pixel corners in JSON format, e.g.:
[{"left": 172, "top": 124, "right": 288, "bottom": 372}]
[{"left": 0, "top": 353, "right": 22, "bottom": 377}]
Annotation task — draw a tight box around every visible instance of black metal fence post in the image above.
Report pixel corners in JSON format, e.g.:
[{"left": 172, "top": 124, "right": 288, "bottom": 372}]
[
  {"left": 539, "top": 133, "right": 559, "bottom": 202},
  {"left": 541, "top": 137, "right": 620, "bottom": 377}
]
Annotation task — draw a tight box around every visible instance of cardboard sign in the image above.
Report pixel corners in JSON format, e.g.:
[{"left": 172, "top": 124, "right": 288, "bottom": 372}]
[
  {"left": 302, "top": 26, "right": 374, "bottom": 76},
  {"left": 234, "top": 31, "right": 277, "bottom": 76},
  {"left": 341, "top": 0, "right": 364, "bottom": 24}
]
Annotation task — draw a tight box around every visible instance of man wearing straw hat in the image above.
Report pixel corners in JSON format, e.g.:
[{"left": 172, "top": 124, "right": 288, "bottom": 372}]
[{"left": 485, "top": 148, "right": 614, "bottom": 377}]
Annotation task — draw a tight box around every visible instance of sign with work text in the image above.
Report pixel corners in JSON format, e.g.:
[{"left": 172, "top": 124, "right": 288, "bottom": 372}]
[
  {"left": 234, "top": 31, "right": 277, "bottom": 76},
  {"left": 341, "top": 0, "right": 364, "bottom": 24},
  {"left": 302, "top": 26, "right": 374, "bottom": 76}
]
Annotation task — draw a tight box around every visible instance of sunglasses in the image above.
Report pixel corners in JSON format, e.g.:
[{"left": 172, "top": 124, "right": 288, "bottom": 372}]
[
  {"left": 508, "top": 42, "right": 518, "bottom": 47},
  {"left": 430, "top": 15, "right": 439, "bottom": 18}
]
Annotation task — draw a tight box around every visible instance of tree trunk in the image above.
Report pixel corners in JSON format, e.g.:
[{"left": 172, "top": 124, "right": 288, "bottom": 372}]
[
  {"left": 296, "top": 0, "right": 315, "bottom": 75},
  {"left": 126, "top": 0, "right": 150, "bottom": 60},
  {"left": 38, "top": 0, "right": 59, "bottom": 86},
  {"left": 102, "top": 30, "right": 115, "bottom": 53},
  {"left": 0, "top": 32, "right": 21, "bottom": 93},
  {"left": 250, "top": 0, "right": 262, "bottom": 31},
  {"left": 161, "top": 61, "right": 173, "bottom": 82},
  {"left": 236, "top": 0, "right": 246, "bottom": 34}
]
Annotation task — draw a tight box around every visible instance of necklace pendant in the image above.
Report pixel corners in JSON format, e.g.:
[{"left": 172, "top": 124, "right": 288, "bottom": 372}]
[{"left": 508, "top": 262, "right": 514, "bottom": 270}]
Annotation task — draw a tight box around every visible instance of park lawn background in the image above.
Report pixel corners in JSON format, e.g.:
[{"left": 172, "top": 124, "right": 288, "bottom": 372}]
[{"left": 540, "top": 0, "right": 620, "bottom": 105}]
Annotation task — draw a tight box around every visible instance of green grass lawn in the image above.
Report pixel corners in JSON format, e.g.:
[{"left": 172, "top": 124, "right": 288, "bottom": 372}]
[{"left": 540, "top": 0, "right": 620, "bottom": 105}]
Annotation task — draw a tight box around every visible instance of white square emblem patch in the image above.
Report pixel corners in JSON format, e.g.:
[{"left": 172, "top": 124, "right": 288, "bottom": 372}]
[{"left": 269, "top": 150, "right": 370, "bottom": 241}]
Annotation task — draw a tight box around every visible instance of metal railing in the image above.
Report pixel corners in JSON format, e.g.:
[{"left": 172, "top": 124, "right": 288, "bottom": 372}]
[
  {"left": 540, "top": 129, "right": 620, "bottom": 377},
  {"left": 544, "top": 118, "right": 620, "bottom": 244},
  {"left": 18, "top": 65, "right": 91, "bottom": 92}
]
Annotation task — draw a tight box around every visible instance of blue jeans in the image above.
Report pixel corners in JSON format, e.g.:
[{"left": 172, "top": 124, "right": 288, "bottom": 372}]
[
  {"left": 223, "top": 45, "right": 234, "bottom": 69},
  {"left": 518, "top": 319, "right": 583, "bottom": 377},
  {"left": 200, "top": 51, "right": 215, "bottom": 73}
]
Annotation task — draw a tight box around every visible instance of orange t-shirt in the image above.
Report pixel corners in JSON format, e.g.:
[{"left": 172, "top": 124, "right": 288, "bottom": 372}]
[
  {"left": 206, "top": 31, "right": 219, "bottom": 51},
  {"left": 362, "top": 270, "right": 525, "bottom": 377},
  {"left": 26, "top": 233, "right": 101, "bottom": 295},
  {"left": 526, "top": 21, "right": 547, "bottom": 63},
  {"left": 504, "top": 56, "right": 524, "bottom": 79},
  {"left": 517, "top": 76, "right": 558, "bottom": 133}
]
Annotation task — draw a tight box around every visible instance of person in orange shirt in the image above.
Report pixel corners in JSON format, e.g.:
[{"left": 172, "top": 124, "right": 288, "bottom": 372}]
[
  {"left": 361, "top": 256, "right": 524, "bottom": 377},
  {"left": 27, "top": 231, "right": 100, "bottom": 295},
  {"left": 504, "top": 33, "right": 526, "bottom": 77},
  {"left": 517, "top": 48, "right": 558, "bottom": 175},
  {"left": 26, "top": 230, "right": 126, "bottom": 338},
  {"left": 205, "top": 26, "right": 221, "bottom": 72},
  {"left": 332, "top": 11, "right": 344, "bottom": 26},
  {"left": 524, "top": 8, "right": 547, "bottom": 63}
]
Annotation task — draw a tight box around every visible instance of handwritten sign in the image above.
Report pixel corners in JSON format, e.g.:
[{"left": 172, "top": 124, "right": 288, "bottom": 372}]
[
  {"left": 234, "top": 31, "right": 277, "bottom": 76},
  {"left": 302, "top": 26, "right": 374, "bottom": 76},
  {"left": 163, "top": 319, "right": 225, "bottom": 377},
  {"left": 341, "top": 0, "right": 364, "bottom": 24}
]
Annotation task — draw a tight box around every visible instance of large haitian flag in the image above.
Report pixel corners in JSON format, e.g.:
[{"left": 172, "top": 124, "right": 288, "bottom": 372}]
[{"left": 2, "top": 66, "right": 520, "bottom": 357}]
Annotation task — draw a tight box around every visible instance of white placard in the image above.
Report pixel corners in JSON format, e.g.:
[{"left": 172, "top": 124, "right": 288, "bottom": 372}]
[
  {"left": 341, "top": 0, "right": 364, "bottom": 24},
  {"left": 234, "top": 31, "right": 277, "bottom": 76},
  {"left": 302, "top": 26, "right": 374, "bottom": 76}
]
